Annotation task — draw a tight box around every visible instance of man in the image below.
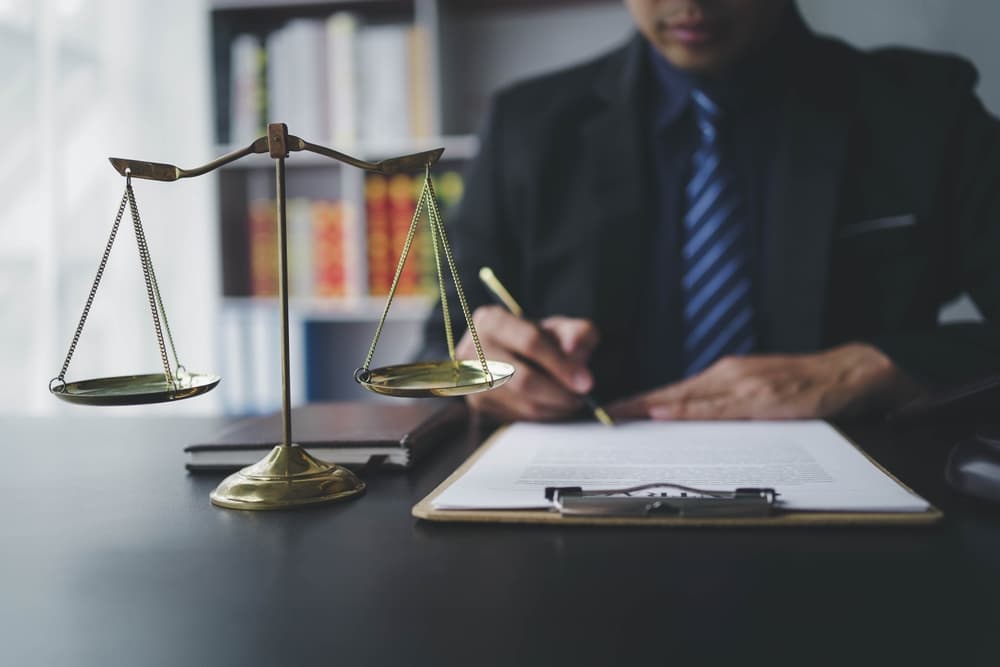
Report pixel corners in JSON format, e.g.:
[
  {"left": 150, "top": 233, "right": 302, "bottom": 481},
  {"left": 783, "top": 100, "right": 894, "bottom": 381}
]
[{"left": 419, "top": 0, "right": 1000, "bottom": 423}]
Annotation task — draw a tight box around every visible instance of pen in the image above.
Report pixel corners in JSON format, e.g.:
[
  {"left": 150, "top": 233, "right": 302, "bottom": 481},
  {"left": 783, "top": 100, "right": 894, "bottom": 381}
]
[{"left": 478, "top": 266, "right": 615, "bottom": 427}]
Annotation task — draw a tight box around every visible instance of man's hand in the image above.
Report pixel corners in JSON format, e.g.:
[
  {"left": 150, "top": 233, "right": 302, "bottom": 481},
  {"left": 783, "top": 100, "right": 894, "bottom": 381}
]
[
  {"left": 608, "top": 343, "right": 923, "bottom": 421},
  {"left": 457, "top": 306, "right": 599, "bottom": 421}
]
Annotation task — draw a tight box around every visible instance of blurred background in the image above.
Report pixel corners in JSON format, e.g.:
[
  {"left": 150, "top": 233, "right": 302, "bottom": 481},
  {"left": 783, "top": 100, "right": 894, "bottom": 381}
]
[{"left": 1, "top": 0, "right": 995, "bottom": 417}]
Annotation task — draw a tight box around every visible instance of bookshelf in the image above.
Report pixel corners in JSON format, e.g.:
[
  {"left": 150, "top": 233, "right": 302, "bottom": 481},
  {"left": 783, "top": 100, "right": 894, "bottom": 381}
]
[{"left": 208, "top": 0, "right": 633, "bottom": 411}]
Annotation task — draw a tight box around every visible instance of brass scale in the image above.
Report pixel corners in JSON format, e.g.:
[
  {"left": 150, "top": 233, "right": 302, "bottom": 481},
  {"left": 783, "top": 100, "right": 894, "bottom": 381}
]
[{"left": 48, "top": 122, "right": 514, "bottom": 510}]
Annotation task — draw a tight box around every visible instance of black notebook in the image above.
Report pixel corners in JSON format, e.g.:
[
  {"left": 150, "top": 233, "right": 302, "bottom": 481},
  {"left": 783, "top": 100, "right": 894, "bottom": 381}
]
[{"left": 185, "top": 400, "right": 467, "bottom": 472}]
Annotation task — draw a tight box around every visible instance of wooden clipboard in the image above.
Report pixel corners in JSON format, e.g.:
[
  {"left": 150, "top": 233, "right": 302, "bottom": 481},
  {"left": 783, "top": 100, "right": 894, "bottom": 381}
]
[{"left": 412, "top": 425, "right": 943, "bottom": 527}]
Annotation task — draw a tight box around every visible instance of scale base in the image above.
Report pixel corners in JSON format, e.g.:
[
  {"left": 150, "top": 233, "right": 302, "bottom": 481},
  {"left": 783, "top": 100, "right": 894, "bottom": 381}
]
[{"left": 210, "top": 444, "right": 365, "bottom": 510}]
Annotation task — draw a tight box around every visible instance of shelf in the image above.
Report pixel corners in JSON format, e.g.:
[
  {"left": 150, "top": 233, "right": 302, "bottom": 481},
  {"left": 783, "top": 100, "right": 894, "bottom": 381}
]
[
  {"left": 223, "top": 295, "right": 435, "bottom": 322},
  {"left": 211, "top": 0, "right": 410, "bottom": 10},
  {"left": 213, "top": 134, "right": 479, "bottom": 168}
]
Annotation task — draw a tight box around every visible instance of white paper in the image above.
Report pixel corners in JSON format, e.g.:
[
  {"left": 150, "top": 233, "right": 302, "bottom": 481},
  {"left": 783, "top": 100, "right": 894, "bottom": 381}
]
[{"left": 432, "top": 421, "right": 929, "bottom": 513}]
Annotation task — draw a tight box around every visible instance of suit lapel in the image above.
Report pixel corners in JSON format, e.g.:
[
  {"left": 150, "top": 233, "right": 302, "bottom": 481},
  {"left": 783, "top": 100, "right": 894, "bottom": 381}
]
[
  {"left": 761, "top": 52, "right": 852, "bottom": 353},
  {"left": 576, "top": 36, "right": 650, "bottom": 325}
]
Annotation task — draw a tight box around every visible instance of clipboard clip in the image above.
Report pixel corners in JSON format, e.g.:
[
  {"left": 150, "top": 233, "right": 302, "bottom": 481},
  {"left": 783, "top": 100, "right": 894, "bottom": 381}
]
[{"left": 544, "top": 483, "right": 779, "bottom": 518}]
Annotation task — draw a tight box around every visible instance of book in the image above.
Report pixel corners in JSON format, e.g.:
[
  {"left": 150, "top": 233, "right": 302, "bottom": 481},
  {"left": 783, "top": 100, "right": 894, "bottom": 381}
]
[
  {"left": 388, "top": 173, "right": 419, "bottom": 295},
  {"left": 357, "top": 23, "right": 410, "bottom": 145},
  {"left": 266, "top": 18, "right": 327, "bottom": 142},
  {"left": 248, "top": 199, "right": 278, "bottom": 296},
  {"left": 229, "top": 33, "right": 265, "bottom": 144},
  {"left": 184, "top": 400, "right": 467, "bottom": 472},
  {"left": 287, "top": 196, "right": 315, "bottom": 297},
  {"left": 312, "top": 199, "right": 347, "bottom": 297},
  {"left": 325, "top": 12, "right": 359, "bottom": 145},
  {"left": 407, "top": 23, "right": 435, "bottom": 138},
  {"left": 365, "top": 174, "right": 392, "bottom": 295}
]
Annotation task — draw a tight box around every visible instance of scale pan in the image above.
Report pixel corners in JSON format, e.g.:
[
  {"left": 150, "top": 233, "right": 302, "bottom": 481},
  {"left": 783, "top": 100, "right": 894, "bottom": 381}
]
[
  {"left": 356, "top": 360, "right": 514, "bottom": 398},
  {"left": 51, "top": 372, "right": 220, "bottom": 406}
]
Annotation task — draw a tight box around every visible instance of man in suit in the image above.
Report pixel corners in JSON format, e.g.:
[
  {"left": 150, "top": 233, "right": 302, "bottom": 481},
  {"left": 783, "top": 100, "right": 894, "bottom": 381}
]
[{"left": 419, "top": 0, "right": 1000, "bottom": 422}]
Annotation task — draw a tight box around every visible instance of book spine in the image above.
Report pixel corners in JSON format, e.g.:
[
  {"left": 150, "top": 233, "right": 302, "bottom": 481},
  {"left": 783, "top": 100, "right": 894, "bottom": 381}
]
[
  {"left": 357, "top": 24, "right": 410, "bottom": 145},
  {"left": 248, "top": 199, "right": 278, "bottom": 297},
  {"left": 325, "top": 12, "right": 359, "bottom": 146},
  {"left": 407, "top": 24, "right": 433, "bottom": 139},
  {"left": 365, "top": 175, "right": 391, "bottom": 296},
  {"left": 388, "top": 174, "right": 419, "bottom": 296},
  {"left": 265, "top": 28, "right": 287, "bottom": 129},
  {"left": 266, "top": 19, "right": 327, "bottom": 139},
  {"left": 229, "top": 33, "right": 265, "bottom": 144},
  {"left": 287, "top": 197, "right": 315, "bottom": 298},
  {"left": 313, "top": 199, "right": 346, "bottom": 298}
]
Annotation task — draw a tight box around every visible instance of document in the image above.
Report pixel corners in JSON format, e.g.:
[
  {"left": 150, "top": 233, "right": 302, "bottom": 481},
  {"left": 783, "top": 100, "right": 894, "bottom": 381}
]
[{"left": 431, "top": 421, "right": 930, "bottom": 513}]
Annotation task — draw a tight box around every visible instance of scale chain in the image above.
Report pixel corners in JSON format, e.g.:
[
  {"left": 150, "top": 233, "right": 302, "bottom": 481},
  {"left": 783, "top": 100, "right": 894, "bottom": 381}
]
[
  {"left": 50, "top": 189, "right": 130, "bottom": 389},
  {"left": 126, "top": 183, "right": 183, "bottom": 384},
  {"left": 425, "top": 178, "right": 456, "bottom": 362},
  {"left": 359, "top": 167, "right": 491, "bottom": 387},
  {"left": 422, "top": 171, "right": 492, "bottom": 385},
  {"left": 360, "top": 174, "right": 428, "bottom": 373}
]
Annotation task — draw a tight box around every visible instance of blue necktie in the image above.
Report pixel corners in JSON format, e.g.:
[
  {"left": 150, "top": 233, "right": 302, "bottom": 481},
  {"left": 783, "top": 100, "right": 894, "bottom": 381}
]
[{"left": 680, "top": 89, "right": 756, "bottom": 377}]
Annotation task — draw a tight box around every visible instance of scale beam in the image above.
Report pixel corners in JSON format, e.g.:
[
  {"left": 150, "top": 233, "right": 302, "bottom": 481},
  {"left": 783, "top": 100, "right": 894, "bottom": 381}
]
[
  {"left": 109, "top": 137, "right": 270, "bottom": 181},
  {"left": 288, "top": 136, "right": 444, "bottom": 174},
  {"left": 109, "top": 133, "right": 444, "bottom": 182}
]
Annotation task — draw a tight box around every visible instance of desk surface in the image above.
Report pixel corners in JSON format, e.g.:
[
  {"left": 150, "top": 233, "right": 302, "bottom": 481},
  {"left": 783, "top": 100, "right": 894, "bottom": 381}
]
[{"left": 2, "top": 412, "right": 999, "bottom": 666}]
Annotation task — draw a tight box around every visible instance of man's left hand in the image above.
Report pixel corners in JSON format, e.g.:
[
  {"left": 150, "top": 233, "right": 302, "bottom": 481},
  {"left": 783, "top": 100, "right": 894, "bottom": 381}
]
[{"left": 608, "top": 343, "right": 923, "bottom": 420}]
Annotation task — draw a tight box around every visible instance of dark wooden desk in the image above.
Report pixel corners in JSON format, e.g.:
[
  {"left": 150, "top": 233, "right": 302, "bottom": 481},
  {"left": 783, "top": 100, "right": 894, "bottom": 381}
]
[{"left": 3, "top": 413, "right": 998, "bottom": 666}]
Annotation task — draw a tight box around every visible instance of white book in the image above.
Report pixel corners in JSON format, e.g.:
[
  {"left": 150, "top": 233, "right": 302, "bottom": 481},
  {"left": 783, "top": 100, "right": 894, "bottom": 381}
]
[
  {"left": 357, "top": 23, "right": 410, "bottom": 145},
  {"left": 265, "top": 27, "right": 290, "bottom": 128},
  {"left": 407, "top": 24, "right": 435, "bottom": 138},
  {"left": 325, "top": 12, "right": 359, "bottom": 145},
  {"left": 229, "top": 33, "right": 263, "bottom": 144},
  {"left": 286, "top": 197, "right": 315, "bottom": 298},
  {"left": 267, "top": 19, "right": 327, "bottom": 140}
]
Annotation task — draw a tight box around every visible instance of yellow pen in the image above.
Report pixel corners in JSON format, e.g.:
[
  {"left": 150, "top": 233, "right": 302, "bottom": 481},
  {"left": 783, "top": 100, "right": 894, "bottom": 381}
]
[{"left": 478, "top": 266, "right": 615, "bottom": 427}]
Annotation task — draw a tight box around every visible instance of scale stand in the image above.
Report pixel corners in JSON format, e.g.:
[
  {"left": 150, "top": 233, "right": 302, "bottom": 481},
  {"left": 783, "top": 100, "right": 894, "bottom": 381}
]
[{"left": 50, "top": 122, "right": 513, "bottom": 510}]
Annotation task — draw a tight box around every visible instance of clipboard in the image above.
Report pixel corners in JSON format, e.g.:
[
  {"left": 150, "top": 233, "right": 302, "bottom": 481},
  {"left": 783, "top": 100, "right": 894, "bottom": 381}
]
[{"left": 412, "top": 425, "right": 943, "bottom": 527}]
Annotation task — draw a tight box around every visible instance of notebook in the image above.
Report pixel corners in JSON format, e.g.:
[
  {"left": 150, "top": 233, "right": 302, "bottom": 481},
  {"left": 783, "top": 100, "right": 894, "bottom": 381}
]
[{"left": 185, "top": 400, "right": 466, "bottom": 472}]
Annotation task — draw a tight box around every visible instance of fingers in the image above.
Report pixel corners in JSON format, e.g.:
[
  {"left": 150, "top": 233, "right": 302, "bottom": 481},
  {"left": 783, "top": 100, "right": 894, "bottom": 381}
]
[
  {"left": 499, "top": 343, "right": 912, "bottom": 424},
  {"left": 456, "top": 306, "right": 597, "bottom": 422},
  {"left": 608, "top": 355, "right": 815, "bottom": 421},
  {"left": 466, "top": 364, "right": 584, "bottom": 421},
  {"left": 539, "top": 316, "right": 600, "bottom": 365},
  {"left": 467, "top": 306, "right": 593, "bottom": 394},
  {"left": 607, "top": 359, "right": 733, "bottom": 419}
]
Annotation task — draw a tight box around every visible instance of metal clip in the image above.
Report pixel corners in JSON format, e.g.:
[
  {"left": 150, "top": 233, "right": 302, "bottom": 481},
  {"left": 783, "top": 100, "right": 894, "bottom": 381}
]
[{"left": 544, "top": 484, "right": 778, "bottom": 518}]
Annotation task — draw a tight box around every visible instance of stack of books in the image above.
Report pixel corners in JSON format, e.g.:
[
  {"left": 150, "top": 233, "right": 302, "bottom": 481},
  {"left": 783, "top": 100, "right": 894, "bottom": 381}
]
[
  {"left": 247, "top": 197, "right": 358, "bottom": 299},
  {"left": 226, "top": 12, "right": 436, "bottom": 146},
  {"left": 364, "top": 171, "right": 464, "bottom": 297}
]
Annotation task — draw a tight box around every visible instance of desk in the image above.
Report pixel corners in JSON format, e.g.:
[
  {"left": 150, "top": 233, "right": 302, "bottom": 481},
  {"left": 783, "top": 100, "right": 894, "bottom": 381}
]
[{"left": 2, "top": 413, "right": 998, "bottom": 666}]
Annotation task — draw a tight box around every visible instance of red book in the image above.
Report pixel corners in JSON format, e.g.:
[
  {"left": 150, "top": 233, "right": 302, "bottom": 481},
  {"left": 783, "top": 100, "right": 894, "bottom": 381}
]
[
  {"left": 388, "top": 173, "right": 419, "bottom": 295},
  {"left": 365, "top": 175, "right": 391, "bottom": 295}
]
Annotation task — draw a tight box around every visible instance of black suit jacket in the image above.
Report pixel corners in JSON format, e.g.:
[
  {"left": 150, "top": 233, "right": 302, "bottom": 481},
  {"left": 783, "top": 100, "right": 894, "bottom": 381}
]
[{"left": 420, "top": 26, "right": 1000, "bottom": 401}]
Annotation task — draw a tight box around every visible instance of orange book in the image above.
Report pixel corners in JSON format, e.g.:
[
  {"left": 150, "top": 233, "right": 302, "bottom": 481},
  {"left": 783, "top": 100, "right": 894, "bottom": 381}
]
[
  {"left": 388, "top": 173, "right": 419, "bottom": 296},
  {"left": 248, "top": 199, "right": 278, "bottom": 296},
  {"left": 365, "top": 174, "right": 391, "bottom": 295},
  {"left": 313, "top": 199, "right": 346, "bottom": 297}
]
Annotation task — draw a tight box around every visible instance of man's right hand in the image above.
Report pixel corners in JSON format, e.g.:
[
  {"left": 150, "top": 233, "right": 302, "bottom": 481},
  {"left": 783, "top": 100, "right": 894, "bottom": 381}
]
[{"left": 455, "top": 305, "right": 599, "bottom": 422}]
